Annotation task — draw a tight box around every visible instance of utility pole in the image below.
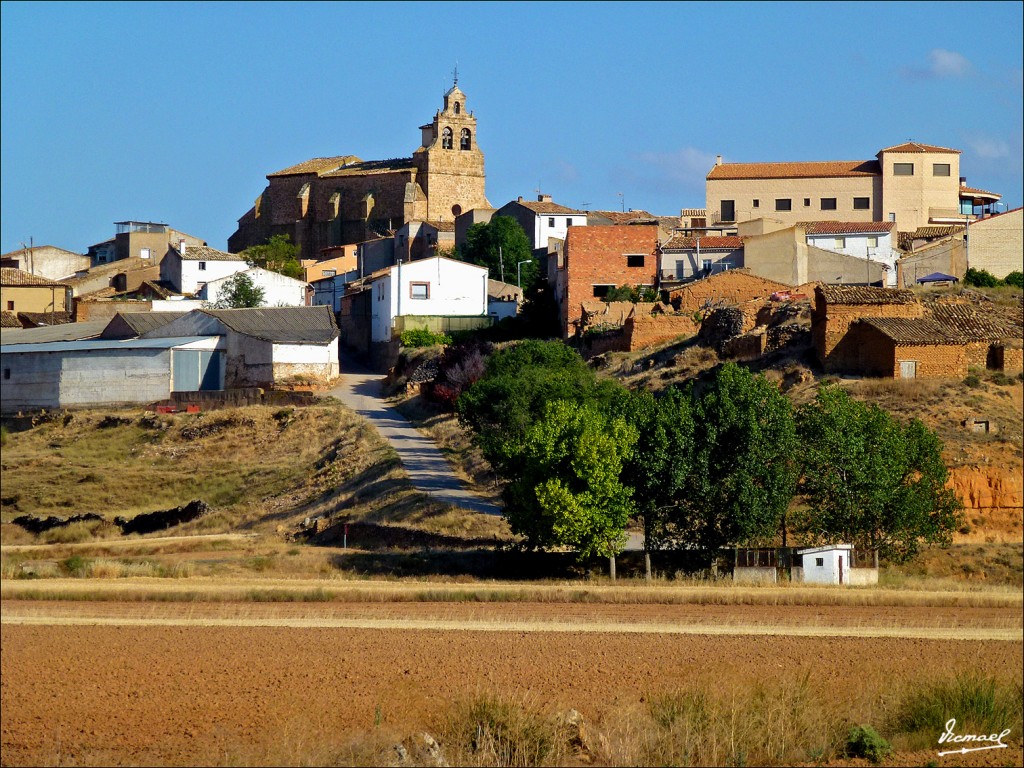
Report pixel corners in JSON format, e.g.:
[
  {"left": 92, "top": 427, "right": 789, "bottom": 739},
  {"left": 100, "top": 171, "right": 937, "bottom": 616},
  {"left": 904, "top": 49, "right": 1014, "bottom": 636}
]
[{"left": 498, "top": 245, "right": 504, "bottom": 283}]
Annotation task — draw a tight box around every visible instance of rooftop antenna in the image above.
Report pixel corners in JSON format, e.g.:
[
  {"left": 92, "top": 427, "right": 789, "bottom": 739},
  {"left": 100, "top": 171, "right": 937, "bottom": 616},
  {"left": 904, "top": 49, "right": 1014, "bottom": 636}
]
[
  {"left": 617, "top": 192, "right": 625, "bottom": 212},
  {"left": 580, "top": 201, "right": 590, "bottom": 211},
  {"left": 452, "top": 62, "right": 459, "bottom": 87}
]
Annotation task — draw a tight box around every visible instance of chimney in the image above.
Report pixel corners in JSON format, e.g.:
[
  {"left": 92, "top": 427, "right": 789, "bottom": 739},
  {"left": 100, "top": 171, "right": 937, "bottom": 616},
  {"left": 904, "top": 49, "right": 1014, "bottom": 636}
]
[
  {"left": 179, "top": 239, "right": 186, "bottom": 256},
  {"left": 716, "top": 155, "right": 723, "bottom": 166},
  {"left": 517, "top": 196, "right": 524, "bottom": 202},
  {"left": 538, "top": 193, "right": 552, "bottom": 203},
  {"left": 959, "top": 177, "right": 967, "bottom": 187}
]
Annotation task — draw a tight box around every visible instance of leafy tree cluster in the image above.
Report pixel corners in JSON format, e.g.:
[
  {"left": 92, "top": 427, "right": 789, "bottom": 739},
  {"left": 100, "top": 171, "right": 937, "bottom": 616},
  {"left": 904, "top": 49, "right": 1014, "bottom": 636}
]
[
  {"left": 963, "top": 267, "right": 1022, "bottom": 289},
  {"left": 242, "top": 234, "right": 304, "bottom": 280},
  {"left": 460, "top": 216, "right": 539, "bottom": 290},
  {"left": 213, "top": 272, "right": 265, "bottom": 309},
  {"left": 603, "top": 284, "right": 660, "bottom": 303},
  {"left": 457, "top": 341, "right": 962, "bottom": 563}
]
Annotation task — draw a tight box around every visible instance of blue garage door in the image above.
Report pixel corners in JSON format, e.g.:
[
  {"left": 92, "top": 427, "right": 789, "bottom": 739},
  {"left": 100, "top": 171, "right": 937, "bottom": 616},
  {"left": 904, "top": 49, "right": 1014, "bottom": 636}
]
[{"left": 172, "top": 350, "right": 223, "bottom": 392}]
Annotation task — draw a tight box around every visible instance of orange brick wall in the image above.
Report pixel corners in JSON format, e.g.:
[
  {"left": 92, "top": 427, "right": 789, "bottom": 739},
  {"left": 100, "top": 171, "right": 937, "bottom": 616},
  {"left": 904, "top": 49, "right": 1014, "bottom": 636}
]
[
  {"left": 625, "top": 314, "right": 699, "bottom": 350},
  {"left": 813, "top": 298, "right": 925, "bottom": 371},
  {"left": 670, "top": 270, "right": 789, "bottom": 314},
  {"left": 561, "top": 226, "right": 660, "bottom": 338}
]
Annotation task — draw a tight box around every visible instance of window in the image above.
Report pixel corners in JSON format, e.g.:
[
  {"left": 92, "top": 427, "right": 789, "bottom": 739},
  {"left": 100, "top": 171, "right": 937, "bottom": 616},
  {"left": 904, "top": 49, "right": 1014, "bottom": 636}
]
[
  {"left": 752, "top": 199, "right": 760, "bottom": 208},
  {"left": 460, "top": 128, "right": 471, "bottom": 150},
  {"left": 626, "top": 254, "right": 645, "bottom": 268},
  {"left": 888, "top": 212, "right": 896, "bottom": 222},
  {"left": 410, "top": 282, "right": 430, "bottom": 299},
  {"left": 701, "top": 259, "right": 713, "bottom": 272},
  {"left": 140, "top": 247, "right": 151, "bottom": 259},
  {"left": 775, "top": 199, "right": 792, "bottom": 212},
  {"left": 592, "top": 285, "right": 612, "bottom": 298},
  {"left": 323, "top": 269, "right": 336, "bottom": 277},
  {"left": 834, "top": 237, "right": 846, "bottom": 249},
  {"left": 866, "top": 236, "right": 878, "bottom": 248},
  {"left": 566, "top": 218, "right": 573, "bottom": 227},
  {"left": 853, "top": 197, "right": 870, "bottom": 210},
  {"left": 933, "top": 163, "right": 951, "bottom": 176},
  {"left": 721, "top": 200, "right": 735, "bottom": 221},
  {"left": 803, "top": 198, "right": 811, "bottom": 207},
  {"left": 548, "top": 217, "right": 555, "bottom": 227},
  {"left": 442, "top": 127, "right": 453, "bottom": 149},
  {"left": 198, "top": 261, "right": 207, "bottom": 271},
  {"left": 820, "top": 198, "right": 837, "bottom": 210},
  {"left": 451, "top": 204, "right": 462, "bottom": 217},
  {"left": 893, "top": 162, "right": 914, "bottom": 176},
  {"left": 2, "top": 368, "right": 9, "bottom": 380},
  {"left": 815, "top": 557, "right": 824, "bottom": 567},
  {"left": 5, "top": 301, "right": 13, "bottom": 311}
]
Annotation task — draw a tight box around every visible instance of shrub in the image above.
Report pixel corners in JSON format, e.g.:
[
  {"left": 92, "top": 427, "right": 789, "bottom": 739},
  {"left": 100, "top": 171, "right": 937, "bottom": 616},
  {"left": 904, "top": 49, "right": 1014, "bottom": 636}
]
[
  {"left": 891, "top": 674, "right": 1023, "bottom": 739},
  {"left": 963, "top": 373, "right": 982, "bottom": 388},
  {"left": 963, "top": 268, "right": 1002, "bottom": 288},
  {"left": 400, "top": 328, "right": 452, "bottom": 348},
  {"left": 846, "top": 725, "right": 892, "bottom": 763},
  {"left": 443, "top": 693, "right": 561, "bottom": 767},
  {"left": 1004, "top": 270, "right": 1024, "bottom": 288}
]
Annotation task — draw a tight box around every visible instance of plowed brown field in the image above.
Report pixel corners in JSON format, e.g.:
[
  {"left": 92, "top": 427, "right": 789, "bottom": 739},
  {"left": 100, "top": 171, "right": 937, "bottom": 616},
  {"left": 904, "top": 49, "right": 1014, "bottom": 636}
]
[{"left": 2, "top": 599, "right": 1021, "bottom": 766}]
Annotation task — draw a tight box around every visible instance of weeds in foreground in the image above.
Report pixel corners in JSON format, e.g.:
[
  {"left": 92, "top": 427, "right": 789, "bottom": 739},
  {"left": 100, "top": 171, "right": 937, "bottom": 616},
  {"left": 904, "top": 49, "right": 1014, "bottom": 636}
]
[{"left": 440, "top": 693, "right": 565, "bottom": 767}]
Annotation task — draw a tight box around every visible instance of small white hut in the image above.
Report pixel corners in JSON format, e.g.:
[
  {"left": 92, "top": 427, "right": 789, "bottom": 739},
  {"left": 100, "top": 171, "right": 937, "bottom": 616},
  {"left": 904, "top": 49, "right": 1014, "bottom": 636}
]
[{"left": 795, "top": 544, "right": 877, "bottom": 585}]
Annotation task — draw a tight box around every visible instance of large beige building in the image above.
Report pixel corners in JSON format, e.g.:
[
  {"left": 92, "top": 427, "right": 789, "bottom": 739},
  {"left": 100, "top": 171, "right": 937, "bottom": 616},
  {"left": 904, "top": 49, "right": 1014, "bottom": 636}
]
[
  {"left": 706, "top": 142, "right": 1001, "bottom": 234},
  {"left": 229, "top": 82, "right": 490, "bottom": 262}
]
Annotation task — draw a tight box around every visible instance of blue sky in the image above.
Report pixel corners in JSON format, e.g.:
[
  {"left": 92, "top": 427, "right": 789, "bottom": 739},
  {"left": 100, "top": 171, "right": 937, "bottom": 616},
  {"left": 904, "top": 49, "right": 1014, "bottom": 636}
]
[{"left": 2, "top": 1, "right": 1021, "bottom": 254}]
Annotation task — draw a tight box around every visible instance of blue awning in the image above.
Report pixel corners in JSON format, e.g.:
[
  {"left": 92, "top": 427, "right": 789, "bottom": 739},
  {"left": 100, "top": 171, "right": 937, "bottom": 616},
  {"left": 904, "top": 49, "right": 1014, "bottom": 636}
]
[{"left": 916, "top": 272, "right": 959, "bottom": 284}]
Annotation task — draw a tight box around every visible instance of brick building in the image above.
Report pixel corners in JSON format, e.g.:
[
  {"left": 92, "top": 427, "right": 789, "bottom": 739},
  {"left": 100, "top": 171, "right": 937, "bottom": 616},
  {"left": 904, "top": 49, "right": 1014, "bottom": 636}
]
[
  {"left": 845, "top": 318, "right": 970, "bottom": 379},
  {"left": 669, "top": 269, "right": 790, "bottom": 314},
  {"left": 228, "top": 82, "right": 489, "bottom": 262},
  {"left": 556, "top": 224, "right": 660, "bottom": 338},
  {"left": 812, "top": 285, "right": 923, "bottom": 372}
]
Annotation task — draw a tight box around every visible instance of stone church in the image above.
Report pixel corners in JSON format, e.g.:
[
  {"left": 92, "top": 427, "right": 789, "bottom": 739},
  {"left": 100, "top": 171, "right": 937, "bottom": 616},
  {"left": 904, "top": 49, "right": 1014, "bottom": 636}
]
[{"left": 228, "top": 83, "right": 490, "bottom": 261}]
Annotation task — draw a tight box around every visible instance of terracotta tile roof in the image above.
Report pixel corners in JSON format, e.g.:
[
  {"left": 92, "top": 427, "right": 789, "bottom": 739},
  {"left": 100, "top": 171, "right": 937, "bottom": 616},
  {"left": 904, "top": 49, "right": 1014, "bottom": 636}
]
[
  {"left": 800, "top": 221, "right": 895, "bottom": 235},
  {"left": 878, "top": 142, "right": 960, "bottom": 154},
  {"left": 511, "top": 200, "right": 583, "bottom": 215},
  {"left": 857, "top": 317, "right": 968, "bottom": 345},
  {"left": 320, "top": 158, "right": 416, "bottom": 177},
  {"left": 662, "top": 235, "right": 744, "bottom": 250},
  {"left": 1, "top": 311, "right": 21, "bottom": 327},
  {"left": 897, "top": 225, "right": 963, "bottom": 251},
  {"left": 0, "top": 267, "right": 67, "bottom": 287},
  {"left": 707, "top": 160, "right": 880, "bottom": 181},
  {"left": 588, "top": 210, "right": 655, "bottom": 224},
  {"left": 926, "top": 304, "right": 1020, "bottom": 341},
  {"left": 267, "top": 155, "right": 362, "bottom": 177},
  {"left": 424, "top": 220, "right": 456, "bottom": 232},
  {"left": 175, "top": 244, "right": 247, "bottom": 263},
  {"left": 959, "top": 186, "right": 1001, "bottom": 199},
  {"left": 818, "top": 285, "right": 918, "bottom": 305}
]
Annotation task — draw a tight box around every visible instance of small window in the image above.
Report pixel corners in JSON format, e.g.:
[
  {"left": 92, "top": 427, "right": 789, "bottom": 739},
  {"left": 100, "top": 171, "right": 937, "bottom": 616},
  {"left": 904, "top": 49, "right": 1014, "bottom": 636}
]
[
  {"left": 776, "top": 199, "right": 792, "bottom": 212},
  {"left": 6, "top": 301, "right": 13, "bottom": 311},
  {"left": 2, "top": 368, "right": 9, "bottom": 380},
  {"left": 451, "top": 204, "right": 462, "bottom": 217},
  {"left": 410, "top": 282, "right": 430, "bottom": 299},
  {"left": 834, "top": 237, "right": 846, "bottom": 249},
  {"left": 752, "top": 199, "right": 760, "bottom": 208},
  {"left": 803, "top": 198, "right": 811, "bottom": 207},
  {"left": 820, "top": 198, "right": 837, "bottom": 210},
  {"left": 323, "top": 269, "right": 336, "bottom": 277},
  {"left": 626, "top": 254, "right": 645, "bottom": 267},
  {"left": 140, "top": 247, "right": 151, "bottom": 259},
  {"left": 198, "top": 261, "right": 207, "bottom": 271},
  {"left": 548, "top": 217, "right": 555, "bottom": 227},
  {"left": 866, "top": 236, "right": 878, "bottom": 248},
  {"left": 893, "top": 162, "right": 914, "bottom": 176},
  {"left": 933, "top": 163, "right": 951, "bottom": 176},
  {"left": 592, "top": 285, "right": 612, "bottom": 298},
  {"left": 566, "top": 218, "right": 573, "bottom": 227},
  {"left": 721, "top": 200, "right": 735, "bottom": 221},
  {"left": 853, "top": 197, "right": 870, "bottom": 210},
  {"left": 815, "top": 557, "right": 824, "bottom": 567},
  {"left": 701, "top": 259, "right": 713, "bottom": 272},
  {"left": 888, "top": 212, "right": 896, "bottom": 222}
]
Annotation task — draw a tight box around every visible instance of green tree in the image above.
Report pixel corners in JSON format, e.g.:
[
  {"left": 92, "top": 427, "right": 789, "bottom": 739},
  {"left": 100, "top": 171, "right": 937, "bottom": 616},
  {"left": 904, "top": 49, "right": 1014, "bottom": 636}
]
[
  {"left": 456, "top": 339, "right": 624, "bottom": 471},
  {"left": 503, "top": 399, "right": 637, "bottom": 558},
  {"left": 618, "top": 387, "right": 696, "bottom": 551},
  {"left": 678, "top": 364, "right": 797, "bottom": 555},
  {"left": 796, "top": 386, "right": 963, "bottom": 562},
  {"left": 963, "top": 268, "right": 1002, "bottom": 288},
  {"left": 242, "top": 234, "right": 304, "bottom": 279},
  {"left": 1003, "top": 270, "right": 1023, "bottom": 288},
  {"left": 213, "top": 272, "right": 265, "bottom": 309},
  {"left": 461, "top": 216, "right": 537, "bottom": 289}
]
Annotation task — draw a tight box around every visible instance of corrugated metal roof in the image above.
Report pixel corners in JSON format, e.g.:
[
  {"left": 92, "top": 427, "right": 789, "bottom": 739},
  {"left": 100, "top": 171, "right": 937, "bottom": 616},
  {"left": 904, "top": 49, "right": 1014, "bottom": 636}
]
[
  {"left": 0, "top": 321, "right": 108, "bottom": 345},
  {"left": 1, "top": 336, "right": 220, "bottom": 354},
  {"left": 201, "top": 306, "right": 338, "bottom": 344},
  {"left": 104, "top": 311, "right": 189, "bottom": 338}
]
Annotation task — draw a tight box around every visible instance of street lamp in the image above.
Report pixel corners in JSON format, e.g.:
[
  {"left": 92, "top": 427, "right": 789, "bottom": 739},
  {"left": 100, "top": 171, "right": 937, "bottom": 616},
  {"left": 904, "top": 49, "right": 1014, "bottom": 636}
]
[{"left": 517, "top": 260, "right": 531, "bottom": 288}]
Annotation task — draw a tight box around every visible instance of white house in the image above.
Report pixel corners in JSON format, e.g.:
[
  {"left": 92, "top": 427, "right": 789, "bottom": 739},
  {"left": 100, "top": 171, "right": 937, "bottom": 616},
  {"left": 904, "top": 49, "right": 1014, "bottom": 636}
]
[
  {"left": 160, "top": 243, "right": 249, "bottom": 296},
  {"left": 660, "top": 235, "right": 745, "bottom": 281},
  {"left": 368, "top": 256, "right": 488, "bottom": 343},
  {"left": 494, "top": 195, "right": 588, "bottom": 254},
  {"left": 795, "top": 544, "right": 876, "bottom": 585},
  {"left": 802, "top": 222, "right": 898, "bottom": 286},
  {"left": 202, "top": 267, "right": 307, "bottom": 307}
]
